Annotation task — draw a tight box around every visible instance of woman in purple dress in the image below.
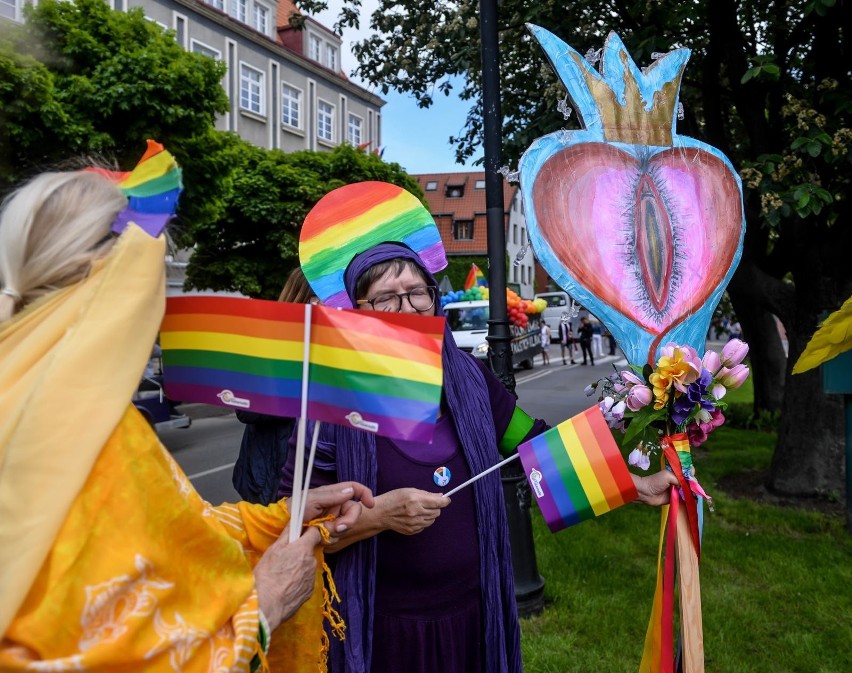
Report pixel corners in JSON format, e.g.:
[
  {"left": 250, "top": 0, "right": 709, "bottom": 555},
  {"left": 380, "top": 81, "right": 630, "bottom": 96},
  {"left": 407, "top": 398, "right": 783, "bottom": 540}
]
[{"left": 283, "top": 243, "right": 677, "bottom": 673}]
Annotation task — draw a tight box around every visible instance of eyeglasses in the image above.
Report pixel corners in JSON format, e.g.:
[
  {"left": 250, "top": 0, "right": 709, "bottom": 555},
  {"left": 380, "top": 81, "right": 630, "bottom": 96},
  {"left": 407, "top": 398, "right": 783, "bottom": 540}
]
[{"left": 356, "top": 285, "right": 438, "bottom": 313}]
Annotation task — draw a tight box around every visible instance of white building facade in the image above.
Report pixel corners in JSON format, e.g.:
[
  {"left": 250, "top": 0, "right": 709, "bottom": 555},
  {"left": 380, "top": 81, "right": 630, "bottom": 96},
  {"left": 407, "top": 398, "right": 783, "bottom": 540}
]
[{"left": 4, "top": 0, "right": 384, "bottom": 155}]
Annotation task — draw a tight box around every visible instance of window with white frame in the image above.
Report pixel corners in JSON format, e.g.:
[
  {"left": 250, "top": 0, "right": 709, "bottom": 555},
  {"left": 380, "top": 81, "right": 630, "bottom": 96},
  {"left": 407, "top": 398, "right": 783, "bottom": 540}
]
[
  {"left": 475, "top": 179, "right": 486, "bottom": 189},
  {"left": 145, "top": 16, "right": 168, "bottom": 29},
  {"left": 206, "top": 0, "right": 225, "bottom": 11},
  {"left": 326, "top": 44, "right": 338, "bottom": 71},
  {"left": 229, "top": 0, "right": 247, "bottom": 22},
  {"left": 309, "top": 35, "right": 322, "bottom": 62},
  {"left": 425, "top": 181, "right": 438, "bottom": 191},
  {"left": 191, "top": 40, "right": 221, "bottom": 60},
  {"left": 282, "top": 83, "right": 301, "bottom": 128},
  {"left": 0, "top": 0, "right": 18, "bottom": 21},
  {"left": 347, "top": 113, "right": 363, "bottom": 145},
  {"left": 253, "top": 3, "right": 269, "bottom": 34},
  {"left": 239, "top": 63, "right": 265, "bottom": 115},
  {"left": 453, "top": 219, "right": 474, "bottom": 240},
  {"left": 317, "top": 101, "right": 334, "bottom": 142}
]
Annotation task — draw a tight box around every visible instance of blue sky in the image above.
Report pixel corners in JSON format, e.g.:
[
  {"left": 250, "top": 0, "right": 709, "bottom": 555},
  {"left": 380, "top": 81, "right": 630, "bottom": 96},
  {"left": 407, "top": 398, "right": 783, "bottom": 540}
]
[{"left": 315, "top": 2, "right": 480, "bottom": 175}]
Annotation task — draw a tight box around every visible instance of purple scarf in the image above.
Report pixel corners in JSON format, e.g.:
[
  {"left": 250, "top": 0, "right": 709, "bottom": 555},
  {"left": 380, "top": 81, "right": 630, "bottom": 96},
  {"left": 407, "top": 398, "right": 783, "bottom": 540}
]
[{"left": 326, "top": 243, "right": 522, "bottom": 673}]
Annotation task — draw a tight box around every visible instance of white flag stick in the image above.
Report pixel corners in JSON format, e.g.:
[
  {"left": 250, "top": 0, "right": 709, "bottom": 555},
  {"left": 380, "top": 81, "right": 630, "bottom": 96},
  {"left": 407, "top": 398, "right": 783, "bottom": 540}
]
[
  {"left": 297, "top": 420, "right": 322, "bottom": 529},
  {"left": 442, "top": 453, "right": 520, "bottom": 498},
  {"left": 289, "top": 303, "right": 313, "bottom": 543}
]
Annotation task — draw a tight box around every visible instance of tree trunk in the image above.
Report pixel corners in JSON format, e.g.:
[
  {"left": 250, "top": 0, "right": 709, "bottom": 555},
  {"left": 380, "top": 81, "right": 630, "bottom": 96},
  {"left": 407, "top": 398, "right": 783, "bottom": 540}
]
[
  {"left": 769, "top": 320, "right": 846, "bottom": 498},
  {"left": 727, "top": 258, "right": 789, "bottom": 413},
  {"left": 768, "top": 219, "right": 852, "bottom": 497}
]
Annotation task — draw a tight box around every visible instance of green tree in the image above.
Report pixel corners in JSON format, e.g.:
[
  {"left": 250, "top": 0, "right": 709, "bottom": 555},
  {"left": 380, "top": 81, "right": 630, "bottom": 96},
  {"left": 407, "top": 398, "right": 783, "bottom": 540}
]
[
  {"left": 185, "top": 144, "right": 424, "bottom": 298},
  {"left": 0, "top": 0, "right": 229, "bottom": 230},
  {"left": 306, "top": 0, "right": 852, "bottom": 497}
]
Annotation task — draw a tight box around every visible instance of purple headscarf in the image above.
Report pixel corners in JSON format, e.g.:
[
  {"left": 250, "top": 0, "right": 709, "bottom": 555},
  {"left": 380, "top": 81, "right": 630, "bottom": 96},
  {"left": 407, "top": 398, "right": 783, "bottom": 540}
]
[{"left": 326, "top": 243, "right": 522, "bottom": 673}]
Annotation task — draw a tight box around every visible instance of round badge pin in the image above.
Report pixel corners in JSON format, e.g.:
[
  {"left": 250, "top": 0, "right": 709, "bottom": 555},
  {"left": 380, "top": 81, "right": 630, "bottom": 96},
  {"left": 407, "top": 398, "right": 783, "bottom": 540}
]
[{"left": 433, "top": 466, "right": 452, "bottom": 488}]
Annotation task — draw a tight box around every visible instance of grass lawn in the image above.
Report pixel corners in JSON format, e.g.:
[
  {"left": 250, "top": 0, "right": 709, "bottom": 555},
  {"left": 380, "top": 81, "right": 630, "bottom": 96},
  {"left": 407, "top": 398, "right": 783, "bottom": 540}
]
[{"left": 520, "top": 379, "right": 852, "bottom": 672}]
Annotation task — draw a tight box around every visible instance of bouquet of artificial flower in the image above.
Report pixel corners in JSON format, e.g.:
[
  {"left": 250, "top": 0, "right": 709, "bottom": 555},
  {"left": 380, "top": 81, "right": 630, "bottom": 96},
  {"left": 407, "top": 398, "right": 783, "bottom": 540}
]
[{"left": 586, "top": 339, "right": 750, "bottom": 506}]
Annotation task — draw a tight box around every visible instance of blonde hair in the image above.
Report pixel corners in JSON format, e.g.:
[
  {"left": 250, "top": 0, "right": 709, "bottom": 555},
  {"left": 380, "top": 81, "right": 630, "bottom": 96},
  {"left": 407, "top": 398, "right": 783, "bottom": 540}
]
[{"left": 0, "top": 170, "right": 127, "bottom": 322}]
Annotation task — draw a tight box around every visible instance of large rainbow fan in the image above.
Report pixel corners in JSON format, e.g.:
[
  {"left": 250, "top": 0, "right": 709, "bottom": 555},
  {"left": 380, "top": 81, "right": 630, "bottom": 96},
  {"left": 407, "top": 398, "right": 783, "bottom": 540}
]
[{"left": 299, "top": 181, "right": 447, "bottom": 308}]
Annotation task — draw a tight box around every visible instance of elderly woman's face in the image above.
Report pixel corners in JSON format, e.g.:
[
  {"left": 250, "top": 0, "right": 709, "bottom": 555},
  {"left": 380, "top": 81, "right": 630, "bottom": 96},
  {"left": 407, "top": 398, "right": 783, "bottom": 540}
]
[{"left": 358, "top": 265, "right": 437, "bottom": 316}]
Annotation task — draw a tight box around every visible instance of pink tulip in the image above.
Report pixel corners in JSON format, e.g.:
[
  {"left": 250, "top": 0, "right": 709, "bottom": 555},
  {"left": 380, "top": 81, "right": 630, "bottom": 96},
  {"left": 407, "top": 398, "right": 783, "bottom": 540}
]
[
  {"left": 702, "top": 349, "right": 721, "bottom": 373},
  {"left": 717, "top": 364, "right": 749, "bottom": 389},
  {"left": 621, "top": 370, "right": 644, "bottom": 386},
  {"left": 721, "top": 339, "right": 749, "bottom": 367},
  {"left": 626, "top": 384, "right": 653, "bottom": 411}
]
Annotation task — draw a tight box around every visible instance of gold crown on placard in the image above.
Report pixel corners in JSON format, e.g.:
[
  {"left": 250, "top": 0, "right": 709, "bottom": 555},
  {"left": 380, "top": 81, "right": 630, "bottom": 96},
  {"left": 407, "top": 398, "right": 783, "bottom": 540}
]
[{"left": 567, "top": 34, "right": 689, "bottom": 147}]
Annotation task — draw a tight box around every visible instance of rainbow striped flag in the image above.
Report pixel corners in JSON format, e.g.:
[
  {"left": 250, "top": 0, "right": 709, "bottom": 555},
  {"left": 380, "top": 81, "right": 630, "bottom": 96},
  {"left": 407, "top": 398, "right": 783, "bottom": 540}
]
[
  {"left": 518, "top": 406, "right": 638, "bottom": 531},
  {"left": 87, "top": 140, "right": 182, "bottom": 238},
  {"left": 299, "top": 182, "right": 447, "bottom": 308},
  {"left": 463, "top": 263, "right": 487, "bottom": 290},
  {"left": 160, "top": 296, "right": 446, "bottom": 443}
]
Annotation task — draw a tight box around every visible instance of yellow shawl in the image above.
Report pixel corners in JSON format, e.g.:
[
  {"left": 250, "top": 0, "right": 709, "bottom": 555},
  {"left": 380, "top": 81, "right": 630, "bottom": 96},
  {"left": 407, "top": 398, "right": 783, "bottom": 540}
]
[{"left": 0, "top": 226, "right": 326, "bottom": 670}]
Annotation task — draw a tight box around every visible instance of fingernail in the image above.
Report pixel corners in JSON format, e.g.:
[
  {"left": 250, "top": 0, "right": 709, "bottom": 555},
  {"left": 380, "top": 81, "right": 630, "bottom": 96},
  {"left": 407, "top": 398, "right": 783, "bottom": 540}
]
[
  {"left": 340, "top": 487, "right": 354, "bottom": 494},
  {"left": 336, "top": 523, "right": 348, "bottom": 532}
]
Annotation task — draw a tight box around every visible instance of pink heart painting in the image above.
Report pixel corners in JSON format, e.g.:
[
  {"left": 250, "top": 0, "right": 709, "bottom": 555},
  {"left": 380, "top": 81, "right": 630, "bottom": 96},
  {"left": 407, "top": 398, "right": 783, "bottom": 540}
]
[
  {"left": 532, "top": 144, "right": 742, "bottom": 337},
  {"left": 519, "top": 27, "right": 745, "bottom": 365}
]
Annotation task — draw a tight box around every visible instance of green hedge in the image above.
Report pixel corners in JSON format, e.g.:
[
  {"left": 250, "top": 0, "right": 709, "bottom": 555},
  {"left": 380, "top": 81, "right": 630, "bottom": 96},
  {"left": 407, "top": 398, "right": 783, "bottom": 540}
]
[{"left": 441, "top": 255, "right": 489, "bottom": 292}]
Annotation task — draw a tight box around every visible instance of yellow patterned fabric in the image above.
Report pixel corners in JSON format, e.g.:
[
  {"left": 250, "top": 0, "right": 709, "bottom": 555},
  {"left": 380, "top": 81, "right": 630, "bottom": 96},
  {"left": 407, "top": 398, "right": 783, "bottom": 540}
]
[
  {"left": 0, "top": 225, "right": 326, "bottom": 671},
  {"left": 1, "top": 407, "right": 271, "bottom": 670}
]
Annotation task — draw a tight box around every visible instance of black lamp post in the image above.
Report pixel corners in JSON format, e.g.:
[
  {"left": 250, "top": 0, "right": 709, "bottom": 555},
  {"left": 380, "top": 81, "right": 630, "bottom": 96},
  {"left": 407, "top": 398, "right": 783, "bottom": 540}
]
[{"left": 479, "top": 0, "right": 545, "bottom": 617}]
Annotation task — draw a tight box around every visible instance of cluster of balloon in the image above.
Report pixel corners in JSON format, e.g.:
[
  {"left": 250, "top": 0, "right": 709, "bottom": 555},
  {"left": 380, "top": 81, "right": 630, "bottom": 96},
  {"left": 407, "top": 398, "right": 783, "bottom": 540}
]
[
  {"left": 439, "top": 284, "right": 490, "bottom": 308},
  {"left": 508, "top": 290, "right": 546, "bottom": 329}
]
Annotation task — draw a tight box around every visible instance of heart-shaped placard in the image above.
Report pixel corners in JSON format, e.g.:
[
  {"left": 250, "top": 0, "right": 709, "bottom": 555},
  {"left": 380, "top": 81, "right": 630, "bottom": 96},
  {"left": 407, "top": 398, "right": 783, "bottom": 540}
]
[
  {"left": 530, "top": 143, "right": 742, "bottom": 363},
  {"left": 519, "top": 27, "right": 745, "bottom": 365}
]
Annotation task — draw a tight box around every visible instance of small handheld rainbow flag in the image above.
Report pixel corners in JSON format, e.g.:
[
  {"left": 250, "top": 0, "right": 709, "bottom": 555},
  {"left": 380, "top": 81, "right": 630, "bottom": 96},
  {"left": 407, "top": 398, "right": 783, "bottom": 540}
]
[
  {"left": 160, "top": 296, "right": 445, "bottom": 443},
  {"left": 463, "top": 263, "right": 487, "bottom": 290},
  {"left": 518, "top": 406, "right": 638, "bottom": 531},
  {"left": 87, "top": 140, "right": 182, "bottom": 238}
]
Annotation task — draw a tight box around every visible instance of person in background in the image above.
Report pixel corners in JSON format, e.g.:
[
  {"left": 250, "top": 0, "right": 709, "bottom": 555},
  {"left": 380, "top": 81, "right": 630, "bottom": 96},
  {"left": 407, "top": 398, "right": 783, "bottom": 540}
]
[
  {"left": 558, "top": 319, "right": 576, "bottom": 365},
  {"left": 604, "top": 326, "right": 617, "bottom": 356},
  {"left": 591, "top": 318, "right": 604, "bottom": 357},
  {"left": 0, "top": 163, "right": 373, "bottom": 671},
  {"left": 728, "top": 320, "right": 743, "bottom": 341},
  {"left": 233, "top": 267, "right": 317, "bottom": 504},
  {"left": 284, "top": 241, "right": 678, "bottom": 673},
  {"left": 540, "top": 320, "right": 552, "bottom": 365},
  {"left": 578, "top": 315, "right": 595, "bottom": 366}
]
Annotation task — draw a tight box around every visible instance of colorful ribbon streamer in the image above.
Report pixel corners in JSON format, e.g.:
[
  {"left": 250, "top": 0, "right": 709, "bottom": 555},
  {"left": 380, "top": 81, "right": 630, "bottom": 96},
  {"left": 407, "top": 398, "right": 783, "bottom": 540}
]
[{"left": 639, "top": 435, "right": 708, "bottom": 673}]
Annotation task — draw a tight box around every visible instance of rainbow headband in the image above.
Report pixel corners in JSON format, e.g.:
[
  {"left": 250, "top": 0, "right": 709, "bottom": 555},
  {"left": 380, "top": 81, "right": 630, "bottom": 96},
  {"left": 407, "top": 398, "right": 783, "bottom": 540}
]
[
  {"left": 87, "top": 139, "right": 182, "bottom": 238},
  {"left": 299, "top": 181, "right": 448, "bottom": 308}
]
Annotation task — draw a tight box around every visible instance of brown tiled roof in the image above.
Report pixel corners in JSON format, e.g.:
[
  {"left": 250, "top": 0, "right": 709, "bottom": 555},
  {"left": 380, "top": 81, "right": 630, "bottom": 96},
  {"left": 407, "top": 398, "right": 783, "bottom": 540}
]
[
  {"left": 413, "top": 172, "right": 515, "bottom": 256},
  {"left": 276, "top": 0, "right": 301, "bottom": 28}
]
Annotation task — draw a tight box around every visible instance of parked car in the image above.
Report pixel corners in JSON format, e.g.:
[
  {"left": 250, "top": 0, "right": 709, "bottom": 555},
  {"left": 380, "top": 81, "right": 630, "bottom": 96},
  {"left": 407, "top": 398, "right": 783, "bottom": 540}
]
[
  {"left": 133, "top": 377, "right": 191, "bottom": 432},
  {"left": 534, "top": 291, "right": 588, "bottom": 333},
  {"left": 134, "top": 346, "right": 190, "bottom": 433},
  {"left": 444, "top": 299, "right": 541, "bottom": 370}
]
